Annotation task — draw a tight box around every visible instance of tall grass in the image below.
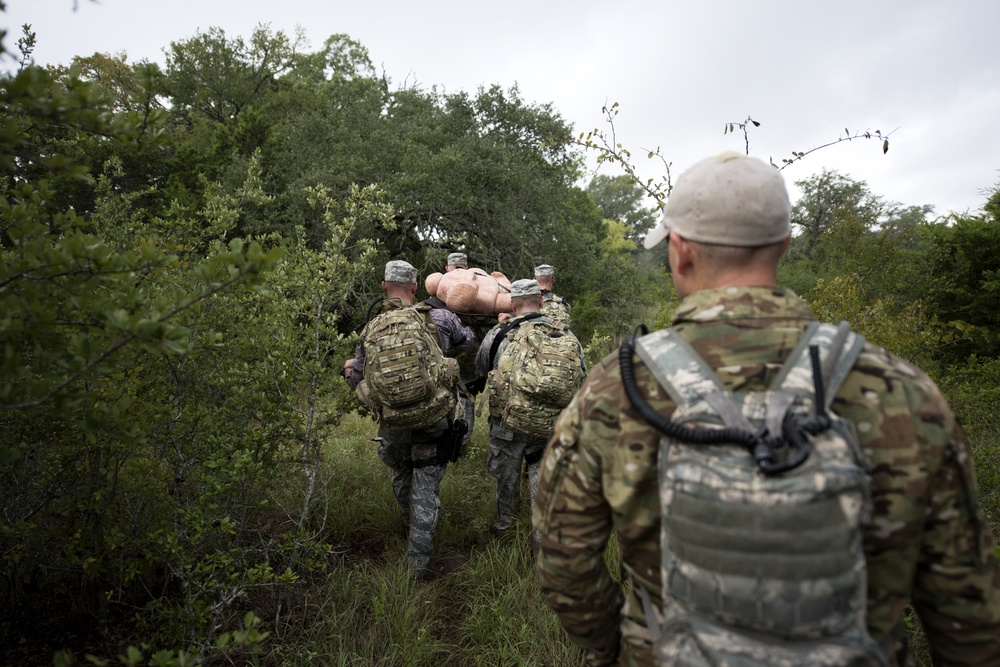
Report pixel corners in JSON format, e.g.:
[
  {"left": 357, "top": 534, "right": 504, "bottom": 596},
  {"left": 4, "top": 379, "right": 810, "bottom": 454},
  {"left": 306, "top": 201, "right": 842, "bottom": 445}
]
[
  {"left": 266, "top": 412, "right": 587, "bottom": 666},
  {"left": 266, "top": 388, "right": 1000, "bottom": 667}
]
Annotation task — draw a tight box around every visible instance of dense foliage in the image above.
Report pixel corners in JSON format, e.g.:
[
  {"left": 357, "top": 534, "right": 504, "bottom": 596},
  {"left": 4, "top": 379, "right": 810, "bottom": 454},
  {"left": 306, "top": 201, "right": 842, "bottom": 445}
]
[{"left": 1, "top": 14, "right": 997, "bottom": 666}]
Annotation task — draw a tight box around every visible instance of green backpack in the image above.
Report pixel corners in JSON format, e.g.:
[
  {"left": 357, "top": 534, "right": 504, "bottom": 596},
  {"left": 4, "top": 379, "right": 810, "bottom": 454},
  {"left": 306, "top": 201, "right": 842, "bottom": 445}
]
[
  {"left": 356, "top": 302, "right": 458, "bottom": 430},
  {"left": 488, "top": 318, "right": 585, "bottom": 439},
  {"left": 623, "top": 321, "right": 888, "bottom": 667}
]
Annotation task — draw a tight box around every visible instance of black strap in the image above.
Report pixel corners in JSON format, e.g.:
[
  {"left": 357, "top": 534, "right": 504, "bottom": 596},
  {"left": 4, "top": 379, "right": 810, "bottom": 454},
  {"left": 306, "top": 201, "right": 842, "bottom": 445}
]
[
  {"left": 355, "top": 297, "right": 385, "bottom": 333},
  {"left": 487, "top": 312, "right": 544, "bottom": 370},
  {"left": 423, "top": 296, "right": 448, "bottom": 310},
  {"left": 523, "top": 446, "right": 545, "bottom": 465}
]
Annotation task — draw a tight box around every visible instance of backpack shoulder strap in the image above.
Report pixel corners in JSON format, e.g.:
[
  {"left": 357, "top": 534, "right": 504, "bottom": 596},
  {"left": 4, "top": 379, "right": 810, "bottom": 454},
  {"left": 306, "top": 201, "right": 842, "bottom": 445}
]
[
  {"left": 423, "top": 296, "right": 448, "bottom": 310},
  {"left": 634, "top": 328, "right": 757, "bottom": 432},
  {"left": 486, "top": 312, "right": 543, "bottom": 370},
  {"left": 770, "top": 321, "right": 867, "bottom": 410},
  {"left": 634, "top": 328, "right": 726, "bottom": 408}
]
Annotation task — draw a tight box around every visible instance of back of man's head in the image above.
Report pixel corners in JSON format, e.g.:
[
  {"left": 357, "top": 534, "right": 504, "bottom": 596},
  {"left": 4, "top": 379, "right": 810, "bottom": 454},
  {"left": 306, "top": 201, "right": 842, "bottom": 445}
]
[
  {"left": 644, "top": 152, "right": 790, "bottom": 250},
  {"left": 446, "top": 252, "right": 468, "bottom": 271},
  {"left": 383, "top": 260, "right": 418, "bottom": 301},
  {"left": 510, "top": 279, "right": 542, "bottom": 314},
  {"left": 534, "top": 264, "right": 555, "bottom": 289}
]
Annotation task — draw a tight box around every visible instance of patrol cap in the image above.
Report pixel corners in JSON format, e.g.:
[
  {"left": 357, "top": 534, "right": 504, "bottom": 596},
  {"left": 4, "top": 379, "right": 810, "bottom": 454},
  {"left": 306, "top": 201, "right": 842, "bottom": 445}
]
[
  {"left": 643, "top": 151, "right": 791, "bottom": 249},
  {"left": 510, "top": 279, "right": 541, "bottom": 297},
  {"left": 446, "top": 252, "right": 468, "bottom": 268},
  {"left": 533, "top": 264, "right": 555, "bottom": 277},
  {"left": 384, "top": 260, "right": 417, "bottom": 283}
]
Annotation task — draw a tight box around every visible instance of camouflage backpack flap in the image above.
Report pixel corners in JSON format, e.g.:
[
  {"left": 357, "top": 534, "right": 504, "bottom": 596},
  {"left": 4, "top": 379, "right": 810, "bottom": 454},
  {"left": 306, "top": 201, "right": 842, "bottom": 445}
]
[
  {"left": 357, "top": 302, "right": 458, "bottom": 430},
  {"left": 633, "top": 321, "right": 887, "bottom": 667},
  {"left": 540, "top": 294, "right": 571, "bottom": 328},
  {"left": 496, "top": 319, "right": 584, "bottom": 438}
]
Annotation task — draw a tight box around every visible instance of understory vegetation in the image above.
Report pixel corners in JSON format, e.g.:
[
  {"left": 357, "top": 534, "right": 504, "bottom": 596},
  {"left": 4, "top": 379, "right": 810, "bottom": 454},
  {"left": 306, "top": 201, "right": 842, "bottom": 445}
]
[{"left": 1, "top": 13, "right": 998, "bottom": 667}]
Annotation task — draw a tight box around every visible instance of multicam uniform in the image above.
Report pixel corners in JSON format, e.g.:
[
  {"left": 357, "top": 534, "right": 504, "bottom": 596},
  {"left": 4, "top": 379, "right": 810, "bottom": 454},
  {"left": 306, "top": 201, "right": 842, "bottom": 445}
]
[
  {"left": 533, "top": 285, "right": 1000, "bottom": 667},
  {"left": 540, "top": 289, "right": 571, "bottom": 329},
  {"left": 348, "top": 298, "right": 475, "bottom": 576},
  {"left": 476, "top": 312, "right": 582, "bottom": 535}
]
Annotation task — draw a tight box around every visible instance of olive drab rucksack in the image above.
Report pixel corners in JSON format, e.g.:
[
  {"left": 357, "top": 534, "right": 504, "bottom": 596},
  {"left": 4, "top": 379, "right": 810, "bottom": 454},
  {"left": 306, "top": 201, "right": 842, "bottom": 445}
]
[
  {"left": 621, "top": 321, "right": 889, "bottom": 667},
  {"left": 356, "top": 301, "right": 458, "bottom": 430},
  {"left": 488, "top": 317, "right": 585, "bottom": 439}
]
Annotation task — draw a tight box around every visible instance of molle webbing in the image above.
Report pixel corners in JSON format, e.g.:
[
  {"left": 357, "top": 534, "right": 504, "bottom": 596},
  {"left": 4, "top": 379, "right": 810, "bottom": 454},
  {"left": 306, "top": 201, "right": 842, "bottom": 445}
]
[{"left": 635, "top": 321, "right": 881, "bottom": 661}]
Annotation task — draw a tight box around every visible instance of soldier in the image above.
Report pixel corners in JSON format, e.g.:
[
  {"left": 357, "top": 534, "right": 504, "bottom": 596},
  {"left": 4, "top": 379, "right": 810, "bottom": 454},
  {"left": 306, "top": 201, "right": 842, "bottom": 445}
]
[
  {"left": 346, "top": 260, "right": 475, "bottom": 581},
  {"left": 534, "top": 264, "right": 571, "bottom": 328},
  {"left": 476, "top": 279, "right": 585, "bottom": 543},
  {"left": 445, "top": 252, "right": 468, "bottom": 272},
  {"left": 533, "top": 153, "right": 1000, "bottom": 666},
  {"left": 426, "top": 251, "right": 484, "bottom": 456}
]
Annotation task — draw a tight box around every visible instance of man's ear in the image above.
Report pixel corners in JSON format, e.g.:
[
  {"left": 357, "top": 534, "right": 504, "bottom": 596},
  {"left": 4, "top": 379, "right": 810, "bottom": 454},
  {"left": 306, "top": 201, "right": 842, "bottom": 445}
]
[
  {"left": 380, "top": 280, "right": 387, "bottom": 293},
  {"left": 669, "top": 231, "right": 694, "bottom": 276},
  {"left": 409, "top": 283, "right": 418, "bottom": 296}
]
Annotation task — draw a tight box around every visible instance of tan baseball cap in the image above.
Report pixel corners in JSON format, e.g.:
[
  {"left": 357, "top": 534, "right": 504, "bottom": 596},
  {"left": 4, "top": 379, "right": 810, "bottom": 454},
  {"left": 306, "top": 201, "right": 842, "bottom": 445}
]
[{"left": 644, "top": 152, "right": 791, "bottom": 249}]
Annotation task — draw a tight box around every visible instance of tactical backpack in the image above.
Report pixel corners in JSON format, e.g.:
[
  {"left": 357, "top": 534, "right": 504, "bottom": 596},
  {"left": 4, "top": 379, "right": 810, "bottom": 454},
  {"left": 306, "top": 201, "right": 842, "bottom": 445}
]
[
  {"left": 621, "top": 321, "right": 888, "bottom": 667},
  {"left": 488, "top": 317, "right": 585, "bottom": 439},
  {"left": 356, "top": 302, "right": 458, "bottom": 430},
  {"left": 540, "top": 293, "right": 571, "bottom": 328}
]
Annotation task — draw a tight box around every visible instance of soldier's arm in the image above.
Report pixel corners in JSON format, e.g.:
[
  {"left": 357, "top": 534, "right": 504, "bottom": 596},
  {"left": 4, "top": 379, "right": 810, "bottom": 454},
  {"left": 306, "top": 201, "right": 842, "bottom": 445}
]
[
  {"left": 533, "top": 381, "right": 624, "bottom": 666},
  {"left": 474, "top": 325, "right": 505, "bottom": 377},
  {"left": 906, "top": 381, "right": 1000, "bottom": 664},
  {"left": 429, "top": 309, "right": 476, "bottom": 356},
  {"left": 842, "top": 352, "right": 1000, "bottom": 665},
  {"left": 345, "top": 340, "right": 365, "bottom": 390}
]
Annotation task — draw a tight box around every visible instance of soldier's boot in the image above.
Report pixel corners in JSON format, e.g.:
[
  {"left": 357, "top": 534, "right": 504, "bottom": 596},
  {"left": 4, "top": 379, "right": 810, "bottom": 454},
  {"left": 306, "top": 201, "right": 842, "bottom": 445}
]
[{"left": 410, "top": 555, "right": 436, "bottom": 582}]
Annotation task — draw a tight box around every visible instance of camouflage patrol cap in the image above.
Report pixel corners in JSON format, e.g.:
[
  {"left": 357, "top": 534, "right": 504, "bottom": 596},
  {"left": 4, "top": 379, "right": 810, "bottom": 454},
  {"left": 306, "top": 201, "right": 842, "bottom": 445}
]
[
  {"left": 510, "top": 279, "right": 541, "bottom": 297},
  {"left": 644, "top": 151, "right": 791, "bottom": 249},
  {"left": 534, "top": 264, "right": 555, "bottom": 277},
  {"left": 446, "top": 252, "right": 468, "bottom": 268},
  {"left": 384, "top": 260, "right": 417, "bottom": 283}
]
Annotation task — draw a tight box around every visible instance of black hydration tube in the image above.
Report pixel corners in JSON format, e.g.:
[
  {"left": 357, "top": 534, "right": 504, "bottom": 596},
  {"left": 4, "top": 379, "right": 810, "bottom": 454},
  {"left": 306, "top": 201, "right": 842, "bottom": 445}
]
[{"left": 619, "top": 325, "right": 830, "bottom": 475}]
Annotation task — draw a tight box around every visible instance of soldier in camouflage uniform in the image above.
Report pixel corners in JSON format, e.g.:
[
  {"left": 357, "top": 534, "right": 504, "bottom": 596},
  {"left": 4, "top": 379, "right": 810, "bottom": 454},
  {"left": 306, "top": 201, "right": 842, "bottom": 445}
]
[
  {"left": 535, "top": 264, "right": 572, "bottom": 328},
  {"left": 533, "top": 153, "right": 1000, "bottom": 666},
  {"left": 426, "top": 251, "right": 485, "bottom": 456},
  {"left": 346, "top": 260, "right": 475, "bottom": 581},
  {"left": 477, "top": 279, "right": 584, "bottom": 541}
]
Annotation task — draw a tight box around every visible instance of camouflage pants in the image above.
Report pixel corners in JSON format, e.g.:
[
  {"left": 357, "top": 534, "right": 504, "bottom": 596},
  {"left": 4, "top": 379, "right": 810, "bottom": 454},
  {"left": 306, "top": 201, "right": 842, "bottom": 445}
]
[
  {"left": 487, "top": 421, "right": 546, "bottom": 533},
  {"left": 458, "top": 392, "right": 476, "bottom": 454},
  {"left": 377, "top": 418, "right": 449, "bottom": 574}
]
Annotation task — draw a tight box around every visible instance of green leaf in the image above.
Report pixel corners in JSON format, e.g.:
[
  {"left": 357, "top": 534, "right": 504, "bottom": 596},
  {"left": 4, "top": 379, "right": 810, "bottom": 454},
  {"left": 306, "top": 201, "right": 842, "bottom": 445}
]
[{"left": 882, "top": 139, "right": 889, "bottom": 154}]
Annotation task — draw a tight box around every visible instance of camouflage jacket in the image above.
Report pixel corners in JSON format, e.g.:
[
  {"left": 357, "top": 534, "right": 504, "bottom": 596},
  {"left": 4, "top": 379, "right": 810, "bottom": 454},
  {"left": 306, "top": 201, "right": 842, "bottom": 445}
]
[
  {"left": 346, "top": 298, "right": 475, "bottom": 391},
  {"left": 533, "top": 285, "right": 1000, "bottom": 667}
]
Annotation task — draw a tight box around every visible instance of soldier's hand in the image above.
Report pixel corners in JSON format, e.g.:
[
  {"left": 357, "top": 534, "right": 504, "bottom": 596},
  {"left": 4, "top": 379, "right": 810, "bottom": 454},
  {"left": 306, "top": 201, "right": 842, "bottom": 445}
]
[{"left": 498, "top": 312, "right": 513, "bottom": 324}]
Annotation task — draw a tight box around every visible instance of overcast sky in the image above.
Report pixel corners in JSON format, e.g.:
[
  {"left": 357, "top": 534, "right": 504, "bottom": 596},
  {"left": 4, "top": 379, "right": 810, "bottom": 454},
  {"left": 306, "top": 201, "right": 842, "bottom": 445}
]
[{"left": 5, "top": 0, "right": 999, "bottom": 217}]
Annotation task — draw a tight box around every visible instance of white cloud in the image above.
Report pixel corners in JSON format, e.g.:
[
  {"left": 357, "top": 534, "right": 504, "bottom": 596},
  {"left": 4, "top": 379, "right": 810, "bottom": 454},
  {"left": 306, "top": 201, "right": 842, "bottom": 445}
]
[{"left": 4, "top": 0, "right": 998, "bottom": 214}]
